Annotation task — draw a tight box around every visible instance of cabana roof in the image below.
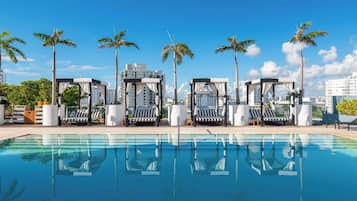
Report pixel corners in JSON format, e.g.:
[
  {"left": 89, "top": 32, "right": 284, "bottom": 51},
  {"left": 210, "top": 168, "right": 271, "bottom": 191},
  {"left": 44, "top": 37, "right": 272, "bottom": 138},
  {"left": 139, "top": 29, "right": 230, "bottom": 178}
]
[
  {"left": 245, "top": 78, "right": 294, "bottom": 86},
  {"left": 191, "top": 78, "right": 229, "bottom": 84},
  {"left": 124, "top": 77, "right": 162, "bottom": 83},
  {"left": 57, "top": 78, "right": 107, "bottom": 86}
]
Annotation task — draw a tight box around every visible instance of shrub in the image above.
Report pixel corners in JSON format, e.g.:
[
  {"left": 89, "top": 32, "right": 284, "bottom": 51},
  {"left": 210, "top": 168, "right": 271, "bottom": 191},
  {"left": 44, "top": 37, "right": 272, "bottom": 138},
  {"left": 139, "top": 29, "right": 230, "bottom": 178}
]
[{"left": 336, "top": 100, "right": 357, "bottom": 116}]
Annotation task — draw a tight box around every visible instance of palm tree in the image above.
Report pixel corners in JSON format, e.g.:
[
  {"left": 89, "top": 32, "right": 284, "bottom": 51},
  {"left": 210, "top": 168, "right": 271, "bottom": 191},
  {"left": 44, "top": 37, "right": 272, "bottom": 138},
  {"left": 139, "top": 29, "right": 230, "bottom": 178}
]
[
  {"left": 162, "top": 43, "right": 193, "bottom": 104},
  {"left": 0, "top": 31, "right": 26, "bottom": 80},
  {"left": 215, "top": 37, "right": 255, "bottom": 104},
  {"left": 290, "top": 21, "right": 327, "bottom": 98},
  {"left": 33, "top": 29, "right": 76, "bottom": 105},
  {"left": 98, "top": 30, "right": 139, "bottom": 104}
]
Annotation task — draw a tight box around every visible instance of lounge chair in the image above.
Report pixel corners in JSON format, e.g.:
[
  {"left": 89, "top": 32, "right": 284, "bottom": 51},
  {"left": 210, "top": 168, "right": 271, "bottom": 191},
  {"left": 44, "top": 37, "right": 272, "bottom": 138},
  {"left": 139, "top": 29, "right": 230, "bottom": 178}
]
[
  {"left": 63, "top": 109, "right": 89, "bottom": 125},
  {"left": 193, "top": 107, "right": 224, "bottom": 126},
  {"left": 249, "top": 108, "right": 261, "bottom": 125},
  {"left": 91, "top": 109, "right": 104, "bottom": 123},
  {"left": 263, "top": 109, "right": 290, "bottom": 125},
  {"left": 335, "top": 118, "right": 357, "bottom": 131},
  {"left": 249, "top": 108, "right": 289, "bottom": 125},
  {"left": 128, "top": 106, "right": 159, "bottom": 126}
]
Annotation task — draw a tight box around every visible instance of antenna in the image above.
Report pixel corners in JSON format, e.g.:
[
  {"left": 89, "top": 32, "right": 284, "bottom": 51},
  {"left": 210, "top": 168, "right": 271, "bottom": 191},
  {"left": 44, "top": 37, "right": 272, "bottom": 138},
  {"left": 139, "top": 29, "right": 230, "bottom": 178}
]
[{"left": 167, "top": 30, "right": 175, "bottom": 44}]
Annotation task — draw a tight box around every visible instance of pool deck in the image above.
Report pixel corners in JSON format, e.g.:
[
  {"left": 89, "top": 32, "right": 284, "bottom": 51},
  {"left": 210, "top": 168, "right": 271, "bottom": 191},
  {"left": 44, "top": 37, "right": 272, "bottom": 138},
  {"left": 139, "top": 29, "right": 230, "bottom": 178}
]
[{"left": 1, "top": 125, "right": 357, "bottom": 141}]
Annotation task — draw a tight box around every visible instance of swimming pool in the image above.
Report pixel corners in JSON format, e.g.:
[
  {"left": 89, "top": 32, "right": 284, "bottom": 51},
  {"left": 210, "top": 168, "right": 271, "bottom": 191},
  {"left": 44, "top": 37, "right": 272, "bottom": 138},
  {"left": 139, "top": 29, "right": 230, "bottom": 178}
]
[{"left": 1, "top": 134, "right": 357, "bottom": 201}]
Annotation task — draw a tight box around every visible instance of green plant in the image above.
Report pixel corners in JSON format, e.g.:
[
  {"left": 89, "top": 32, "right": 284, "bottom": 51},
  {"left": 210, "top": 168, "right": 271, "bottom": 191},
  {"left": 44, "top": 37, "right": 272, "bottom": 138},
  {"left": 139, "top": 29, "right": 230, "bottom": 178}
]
[
  {"left": 0, "top": 31, "right": 26, "bottom": 73},
  {"left": 162, "top": 42, "right": 193, "bottom": 104},
  {"left": 61, "top": 86, "right": 80, "bottom": 106},
  {"left": 0, "top": 78, "right": 52, "bottom": 107},
  {"left": 336, "top": 100, "right": 357, "bottom": 116},
  {"left": 215, "top": 37, "right": 255, "bottom": 104},
  {"left": 290, "top": 22, "right": 327, "bottom": 96},
  {"left": 98, "top": 30, "right": 139, "bottom": 104},
  {"left": 34, "top": 29, "right": 77, "bottom": 105}
]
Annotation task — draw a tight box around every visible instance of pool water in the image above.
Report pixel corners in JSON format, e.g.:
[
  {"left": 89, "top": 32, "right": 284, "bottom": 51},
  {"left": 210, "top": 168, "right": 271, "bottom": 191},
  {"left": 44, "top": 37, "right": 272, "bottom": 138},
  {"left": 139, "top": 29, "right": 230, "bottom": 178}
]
[{"left": 1, "top": 134, "right": 357, "bottom": 201}]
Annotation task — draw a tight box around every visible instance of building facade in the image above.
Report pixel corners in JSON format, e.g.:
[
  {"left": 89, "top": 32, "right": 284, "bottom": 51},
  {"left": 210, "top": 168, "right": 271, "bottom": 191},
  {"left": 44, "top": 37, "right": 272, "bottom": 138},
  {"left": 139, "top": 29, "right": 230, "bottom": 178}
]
[
  {"left": 0, "top": 69, "right": 5, "bottom": 85},
  {"left": 325, "top": 72, "right": 357, "bottom": 113},
  {"left": 121, "top": 64, "right": 165, "bottom": 109}
]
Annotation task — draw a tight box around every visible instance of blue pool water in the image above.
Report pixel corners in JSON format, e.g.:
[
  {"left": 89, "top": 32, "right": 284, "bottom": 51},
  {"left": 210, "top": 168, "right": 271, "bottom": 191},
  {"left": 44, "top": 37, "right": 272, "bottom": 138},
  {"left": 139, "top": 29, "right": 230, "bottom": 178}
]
[{"left": 1, "top": 134, "right": 357, "bottom": 201}]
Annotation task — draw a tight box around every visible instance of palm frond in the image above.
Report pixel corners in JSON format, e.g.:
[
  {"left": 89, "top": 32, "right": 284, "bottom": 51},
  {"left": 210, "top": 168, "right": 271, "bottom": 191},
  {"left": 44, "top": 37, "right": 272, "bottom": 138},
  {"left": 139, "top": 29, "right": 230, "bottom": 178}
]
[
  {"left": 9, "top": 46, "right": 27, "bottom": 59},
  {"left": 121, "top": 41, "right": 139, "bottom": 49},
  {"left": 175, "top": 53, "right": 183, "bottom": 65},
  {"left": 33, "top": 33, "right": 51, "bottom": 42},
  {"left": 7, "top": 37, "right": 26, "bottom": 44},
  {"left": 98, "top": 37, "right": 113, "bottom": 43},
  {"left": 239, "top": 40, "right": 256, "bottom": 48},
  {"left": 301, "top": 36, "right": 317, "bottom": 46},
  {"left": 115, "top": 30, "right": 127, "bottom": 41},
  {"left": 0, "top": 31, "right": 10, "bottom": 38},
  {"left": 304, "top": 31, "right": 328, "bottom": 39},
  {"left": 58, "top": 39, "right": 77, "bottom": 47},
  {"left": 176, "top": 43, "right": 193, "bottom": 58},
  {"left": 227, "top": 37, "right": 238, "bottom": 45},
  {"left": 161, "top": 45, "right": 173, "bottom": 62},
  {"left": 4, "top": 49, "right": 18, "bottom": 63},
  {"left": 299, "top": 21, "right": 312, "bottom": 30},
  {"left": 215, "top": 45, "right": 233, "bottom": 53}
]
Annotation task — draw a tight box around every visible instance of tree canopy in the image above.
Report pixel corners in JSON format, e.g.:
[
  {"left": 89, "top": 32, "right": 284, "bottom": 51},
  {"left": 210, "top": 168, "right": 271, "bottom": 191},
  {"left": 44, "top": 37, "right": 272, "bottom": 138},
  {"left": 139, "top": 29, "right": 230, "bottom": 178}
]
[
  {"left": 0, "top": 78, "right": 51, "bottom": 107},
  {"left": 336, "top": 100, "right": 357, "bottom": 116}
]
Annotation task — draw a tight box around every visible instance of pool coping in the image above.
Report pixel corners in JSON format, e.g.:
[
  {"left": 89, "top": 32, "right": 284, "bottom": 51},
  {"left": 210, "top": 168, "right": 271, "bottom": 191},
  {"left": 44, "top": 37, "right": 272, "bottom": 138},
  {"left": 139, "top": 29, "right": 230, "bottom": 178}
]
[{"left": 1, "top": 125, "right": 357, "bottom": 141}]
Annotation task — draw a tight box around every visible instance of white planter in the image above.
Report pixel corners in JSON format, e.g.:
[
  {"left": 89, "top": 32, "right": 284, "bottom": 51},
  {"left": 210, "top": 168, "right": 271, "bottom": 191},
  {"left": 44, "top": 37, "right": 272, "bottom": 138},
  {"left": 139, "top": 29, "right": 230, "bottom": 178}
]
[
  {"left": 229, "top": 104, "right": 249, "bottom": 126},
  {"left": 106, "top": 104, "right": 125, "bottom": 126},
  {"left": 42, "top": 105, "right": 58, "bottom": 126},
  {"left": 0, "top": 104, "right": 4, "bottom": 125},
  {"left": 295, "top": 104, "right": 312, "bottom": 126},
  {"left": 169, "top": 104, "right": 187, "bottom": 126}
]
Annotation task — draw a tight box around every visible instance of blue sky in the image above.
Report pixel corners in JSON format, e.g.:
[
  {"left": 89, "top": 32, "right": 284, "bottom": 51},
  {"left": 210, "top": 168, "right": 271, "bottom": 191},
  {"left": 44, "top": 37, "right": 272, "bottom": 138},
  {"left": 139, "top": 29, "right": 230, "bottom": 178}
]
[{"left": 2, "top": 0, "right": 357, "bottom": 97}]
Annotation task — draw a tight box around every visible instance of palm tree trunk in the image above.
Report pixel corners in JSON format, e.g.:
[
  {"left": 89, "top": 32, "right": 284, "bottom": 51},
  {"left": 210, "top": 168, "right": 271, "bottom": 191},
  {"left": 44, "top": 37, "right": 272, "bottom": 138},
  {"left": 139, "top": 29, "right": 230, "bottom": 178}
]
[
  {"left": 173, "top": 52, "right": 178, "bottom": 104},
  {"left": 299, "top": 47, "right": 304, "bottom": 101},
  {"left": 51, "top": 46, "right": 56, "bottom": 105},
  {"left": 234, "top": 52, "right": 240, "bottom": 104},
  {"left": 0, "top": 47, "right": 2, "bottom": 70},
  {"left": 114, "top": 48, "right": 119, "bottom": 104}
]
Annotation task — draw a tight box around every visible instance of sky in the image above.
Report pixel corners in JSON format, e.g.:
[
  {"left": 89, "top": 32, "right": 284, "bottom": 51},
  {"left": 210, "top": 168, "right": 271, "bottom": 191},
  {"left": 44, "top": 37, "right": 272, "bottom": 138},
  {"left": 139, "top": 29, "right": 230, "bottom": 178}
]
[{"left": 2, "top": 0, "right": 357, "bottom": 98}]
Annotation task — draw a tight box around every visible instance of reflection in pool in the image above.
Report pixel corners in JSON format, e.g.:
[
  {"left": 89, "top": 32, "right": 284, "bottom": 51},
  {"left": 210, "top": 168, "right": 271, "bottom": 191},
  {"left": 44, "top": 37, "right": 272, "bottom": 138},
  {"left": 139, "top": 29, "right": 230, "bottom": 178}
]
[{"left": 1, "top": 134, "right": 357, "bottom": 201}]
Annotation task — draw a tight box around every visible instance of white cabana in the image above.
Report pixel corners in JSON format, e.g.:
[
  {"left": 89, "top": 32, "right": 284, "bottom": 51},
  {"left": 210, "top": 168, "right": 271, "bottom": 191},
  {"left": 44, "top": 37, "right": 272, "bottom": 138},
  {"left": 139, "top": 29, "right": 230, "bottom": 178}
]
[
  {"left": 123, "top": 76, "right": 164, "bottom": 126},
  {"left": 190, "top": 78, "right": 228, "bottom": 126},
  {"left": 56, "top": 78, "right": 107, "bottom": 124},
  {"left": 245, "top": 78, "right": 295, "bottom": 125}
]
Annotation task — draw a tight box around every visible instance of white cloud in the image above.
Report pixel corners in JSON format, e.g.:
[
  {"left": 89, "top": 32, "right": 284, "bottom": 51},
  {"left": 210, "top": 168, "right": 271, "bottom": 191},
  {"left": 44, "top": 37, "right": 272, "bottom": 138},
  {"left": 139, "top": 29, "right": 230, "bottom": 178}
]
[
  {"left": 3, "top": 55, "right": 35, "bottom": 62},
  {"left": 58, "top": 65, "right": 104, "bottom": 72},
  {"left": 245, "top": 44, "right": 261, "bottom": 57},
  {"left": 282, "top": 42, "right": 306, "bottom": 66},
  {"left": 248, "top": 69, "right": 260, "bottom": 79},
  {"left": 322, "top": 49, "right": 357, "bottom": 75},
  {"left": 318, "top": 46, "right": 337, "bottom": 62},
  {"left": 4, "top": 68, "right": 40, "bottom": 77},
  {"left": 260, "top": 61, "right": 282, "bottom": 77}
]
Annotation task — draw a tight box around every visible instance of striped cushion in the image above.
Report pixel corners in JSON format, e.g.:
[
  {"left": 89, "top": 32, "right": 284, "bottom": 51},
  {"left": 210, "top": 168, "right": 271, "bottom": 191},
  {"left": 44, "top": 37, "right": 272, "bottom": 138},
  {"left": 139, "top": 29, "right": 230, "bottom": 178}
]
[{"left": 195, "top": 108, "right": 223, "bottom": 123}]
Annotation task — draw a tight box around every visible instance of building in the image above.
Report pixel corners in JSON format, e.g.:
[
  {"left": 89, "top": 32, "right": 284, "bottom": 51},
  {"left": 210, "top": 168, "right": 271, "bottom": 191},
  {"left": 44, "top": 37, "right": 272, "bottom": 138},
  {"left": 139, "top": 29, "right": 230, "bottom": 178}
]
[
  {"left": 121, "top": 64, "right": 165, "bottom": 109},
  {"left": 325, "top": 72, "right": 357, "bottom": 114},
  {"left": 0, "top": 68, "right": 5, "bottom": 85}
]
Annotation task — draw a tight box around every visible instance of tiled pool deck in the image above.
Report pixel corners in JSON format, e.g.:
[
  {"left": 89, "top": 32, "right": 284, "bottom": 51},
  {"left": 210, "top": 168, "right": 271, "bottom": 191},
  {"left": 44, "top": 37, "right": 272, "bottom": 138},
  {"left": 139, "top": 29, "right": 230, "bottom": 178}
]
[{"left": 1, "top": 125, "right": 356, "bottom": 141}]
